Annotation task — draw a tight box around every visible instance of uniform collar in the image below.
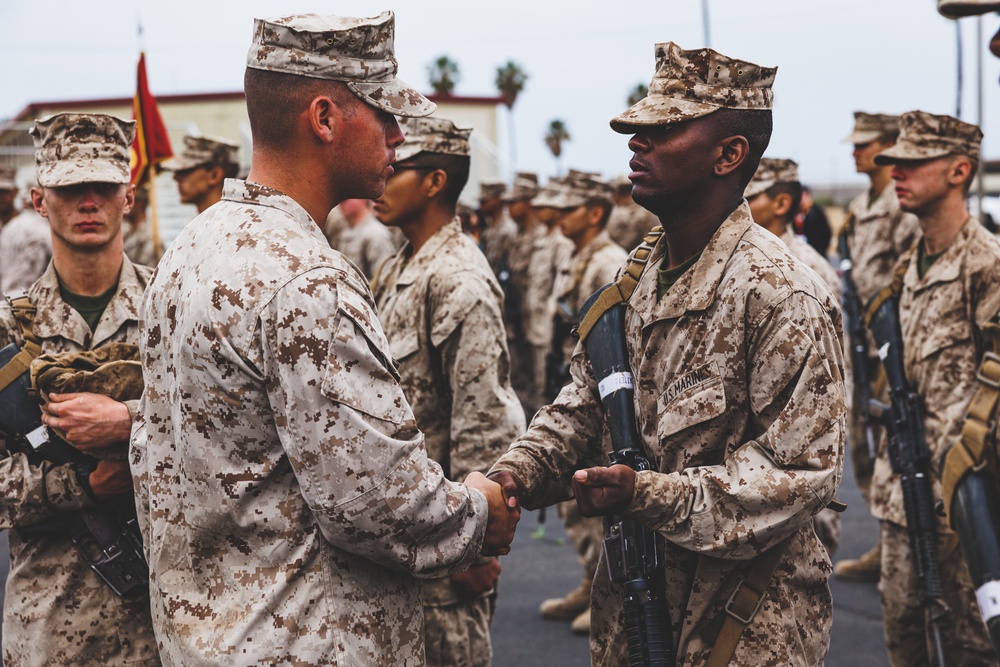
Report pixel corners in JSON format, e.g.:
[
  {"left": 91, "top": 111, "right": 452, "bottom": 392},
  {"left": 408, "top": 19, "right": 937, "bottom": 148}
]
[
  {"left": 222, "top": 179, "right": 326, "bottom": 245},
  {"left": 905, "top": 216, "right": 976, "bottom": 293},
  {"left": 632, "top": 201, "right": 755, "bottom": 325},
  {"left": 393, "top": 218, "right": 463, "bottom": 288},
  {"left": 31, "top": 255, "right": 144, "bottom": 347}
]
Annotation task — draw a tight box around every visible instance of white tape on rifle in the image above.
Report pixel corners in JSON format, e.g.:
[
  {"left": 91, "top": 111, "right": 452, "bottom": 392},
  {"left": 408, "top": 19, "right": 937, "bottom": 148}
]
[
  {"left": 977, "top": 580, "right": 1000, "bottom": 621},
  {"left": 598, "top": 372, "right": 634, "bottom": 399},
  {"left": 26, "top": 425, "right": 49, "bottom": 451}
]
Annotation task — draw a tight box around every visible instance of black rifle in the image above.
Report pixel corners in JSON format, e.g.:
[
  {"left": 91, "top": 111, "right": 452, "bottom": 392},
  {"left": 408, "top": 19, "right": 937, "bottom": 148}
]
[
  {"left": 579, "top": 288, "right": 673, "bottom": 667},
  {"left": 838, "top": 231, "right": 878, "bottom": 459},
  {"left": 0, "top": 342, "right": 149, "bottom": 599},
  {"left": 867, "top": 297, "right": 947, "bottom": 667}
]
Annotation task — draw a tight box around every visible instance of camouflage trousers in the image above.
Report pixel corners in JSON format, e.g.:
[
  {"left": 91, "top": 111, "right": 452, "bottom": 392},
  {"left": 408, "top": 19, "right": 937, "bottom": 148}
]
[
  {"left": 879, "top": 520, "right": 999, "bottom": 666},
  {"left": 558, "top": 500, "right": 604, "bottom": 579},
  {"left": 423, "top": 592, "right": 497, "bottom": 667}
]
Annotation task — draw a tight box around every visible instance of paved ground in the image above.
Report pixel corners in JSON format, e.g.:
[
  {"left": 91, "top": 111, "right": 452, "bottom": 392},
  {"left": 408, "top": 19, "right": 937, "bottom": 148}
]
[{"left": 0, "top": 452, "right": 888, "bottom": 666}]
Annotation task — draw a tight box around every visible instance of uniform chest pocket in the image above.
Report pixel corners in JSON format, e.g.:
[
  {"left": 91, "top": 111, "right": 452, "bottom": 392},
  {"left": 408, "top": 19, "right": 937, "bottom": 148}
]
[
  {"left": 656, "top": 371, "right": 727, "bottom": 440},
  {"left": 919, "top": 317, "right": 971, "bottom": 361}
]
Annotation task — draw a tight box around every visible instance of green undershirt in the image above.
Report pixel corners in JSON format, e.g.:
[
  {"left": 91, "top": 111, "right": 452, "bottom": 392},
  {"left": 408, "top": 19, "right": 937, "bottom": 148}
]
[
  {"left": 657, "top": 250, "right": 702, "bottom": 300},
  {"left": 58, "top": 280, "right": 118, "bottom": 333},
  {"left": 917, "top": 242, "right": 945, "bottom": 279}
]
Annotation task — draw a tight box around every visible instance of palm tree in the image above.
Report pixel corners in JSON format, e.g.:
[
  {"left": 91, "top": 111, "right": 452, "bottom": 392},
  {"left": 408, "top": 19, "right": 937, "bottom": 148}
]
[
  {"left": 544, "top": 120, "right": 570, "bottom": 175},
  {"left": 427, "top": 55, "right": 459, "bottom": 96},
  {"left": 627, "top": 83, "right": 649, "bottom": 107},
  {"left": 495, "top": 61, "right": 529, "bottom": 167}
]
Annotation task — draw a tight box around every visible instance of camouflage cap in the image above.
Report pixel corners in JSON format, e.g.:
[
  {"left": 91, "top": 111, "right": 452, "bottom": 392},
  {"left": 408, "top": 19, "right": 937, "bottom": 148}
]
[
  {"left": 0, "top": 166, "right": 17, "bottom": 190},
  {"left": 479, "top": 179, "right": 506, "bottom": 202},
  {"left": 502, "top": 172, "right": 540, "bottom": 202},
  {"left": 744, "top": 157, "right": 800, "bottom": 199},
  {"left": 938, "top": 0, "right": 1000, "bottom": 17},
  {"left": 874, "top": 110, "right": 982, "bottom": 165},
  {"left": 246, "top": 11, "right": 435, "bottom": 118},
  {"left": 548, "top": 169, "right": 614, "bottom": 208},
  {"left": 611, "top": 42, "right": 776, "bottom": 134},
  {"left": 394, "top": 116, "right": 472, "bottom": 162},
  {"left": 163, "top": 134, "right": 240, "bottom": 171},
  {"left": 843, "top": 112, "right": 900, "bottom": 145},
  {"left": 530, "top": 176, "right": 567, "bottom": 208},
  {"left": 610, "top": 175, "right": 632, "bottom": 194},
  {"left": 30, "top": 113, "right": 135, "bottom": 188}
]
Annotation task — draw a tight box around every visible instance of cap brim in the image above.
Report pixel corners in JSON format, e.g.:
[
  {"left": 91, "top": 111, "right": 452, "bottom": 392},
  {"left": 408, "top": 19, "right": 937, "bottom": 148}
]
[
  {"left": 744, "top": 179, "right": 775, "bottom": 199},
  {"left": 843, "top": 130, "right": 885, "bottom": 145},
  {"left": 347, "top": 77, "right": 436, "bottom": 118},
  {"left": 394, "top": 143, "right": 424, "bottom": 163},
  {"left": 873, "top": 142, "right": 951, "bottom": 166},
  {"left": 610, "top": 95, "right": 719, "bottom": 134},
  {"left": 0, "top": 179, "right": 17, "bottom": 190},
  {"left": 161, "top": 155, "right": 206, "bottom": 172},
  {"left": 938, "top": 0, "right": 1000, "bottom": 18},
  {"left": 36, "top": 160, "right": 130, "bottom": 187}
]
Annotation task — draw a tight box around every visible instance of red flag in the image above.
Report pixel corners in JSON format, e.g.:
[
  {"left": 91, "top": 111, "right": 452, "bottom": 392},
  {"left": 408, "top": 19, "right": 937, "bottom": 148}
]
[{"left": 129, "top": 52, "right": 172, "bottom": 185}]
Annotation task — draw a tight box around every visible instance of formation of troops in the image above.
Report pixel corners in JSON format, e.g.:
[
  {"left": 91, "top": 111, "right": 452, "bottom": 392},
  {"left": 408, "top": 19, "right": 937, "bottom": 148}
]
[{"left": 0, "top": 2, "right": 999, "bottom": 666}]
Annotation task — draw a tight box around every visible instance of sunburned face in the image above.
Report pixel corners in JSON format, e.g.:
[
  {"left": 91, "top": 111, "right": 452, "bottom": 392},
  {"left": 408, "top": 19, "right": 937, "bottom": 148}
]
[
  {"left": 890, "top": 157, "right": 954, "bottom": 216},
  {"left": 336, "top": 100, "right": 405, "bottom": 200}
]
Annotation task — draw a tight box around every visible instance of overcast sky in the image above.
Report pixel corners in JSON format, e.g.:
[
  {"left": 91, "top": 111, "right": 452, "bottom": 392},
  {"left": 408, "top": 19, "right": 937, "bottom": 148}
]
[{"left": 2, "top": 0, "right": 998, "bottom": 189}]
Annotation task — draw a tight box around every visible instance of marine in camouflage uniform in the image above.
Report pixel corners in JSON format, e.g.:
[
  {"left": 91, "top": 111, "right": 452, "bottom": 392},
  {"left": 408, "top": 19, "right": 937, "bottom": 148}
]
[
  {"left": 490, "top": 43, "right": 845, "bottom": 665},
  {"left": 0, "top": 166, "right": 18, "bottom": 227},
  {"left": 479, "top": 180, "right": 517, "bottom": 281},
  {"left": 337, "top": 198, "right": 399, "bottom": 280},
  {"left": 163, "top": 133, "right": 241, "bottom": 216},
  {"left": 0, "top": 113, "right": 158, "bottom": 666},
  {"left": 372, "top": 116, "right": 526, "bottom": 667},
  {"left": 606, "top": 174, "right": 658, "bottom": 252},
  {"left": 131, "top": 13, "right": 517, "bottom": 666},
  {"left": 523, "top": 178, "right": 574, "bottom": 410},
  {"left": 746, "top": 157, "right": 843, "bottom": 556},
  {"left": 0, "top": 207, "right": 51, "bottom": 293},
  {"left": 544, "top": 171, "right": 628, "bottom": 633},
  {"left": 835, "top": 112, "right": 922, "bottom": 581},
  {"left": 871, "top": 111, "right": 999, "bottom": 666}
]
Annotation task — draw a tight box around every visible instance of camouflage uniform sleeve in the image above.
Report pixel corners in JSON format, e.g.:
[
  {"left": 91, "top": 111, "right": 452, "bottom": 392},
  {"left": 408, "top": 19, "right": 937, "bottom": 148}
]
[
  {"left": 488, "top": 340, "right": 608, "bottom": 509},
  {"left": 431, "top": 273, "right": 526, "bottom": 480},
  {"left": 260, "top": 270, "right": 489, "bottom": 577},
  {"left": 0, "top": 304, "right": 96, "bottom": 529},
  {"left": 129, "top": 409, "right": 150, "bottom": 561},
  {"left": 625, "top": 290, "right": 846, "bottom": 559}
]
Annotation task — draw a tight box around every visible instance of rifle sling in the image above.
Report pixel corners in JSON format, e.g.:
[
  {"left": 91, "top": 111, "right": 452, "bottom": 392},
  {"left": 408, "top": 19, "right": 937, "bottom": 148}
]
[
  {"left": 0, "top": 292, "right": 41, "bottom": 392},
  {"left": 941, "top": 323, "right": 1000, "bottom": 523},
  {"left": 706, "top": 537, "right": 792, "bottom": 667},
  {"left": 576, "top": 227, "right": 663, "bottom": 344}
]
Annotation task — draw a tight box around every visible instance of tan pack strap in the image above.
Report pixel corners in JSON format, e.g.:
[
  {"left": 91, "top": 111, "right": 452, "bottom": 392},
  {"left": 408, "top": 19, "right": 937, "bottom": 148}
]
[
  {"left": 706, "top": 537, "right": 791, "bottom": 667},
  {"left": 576, "top": 227, "right": 663, "bottom": 343},
  {"left": 863, "top": 256, "right": 911, "bottom": 328},
  {"left": 941, "top": 338, "right": 1000, "bottom": 523},
  {"left": 0, "top": 292, "right": 41, "bottom": 393}
]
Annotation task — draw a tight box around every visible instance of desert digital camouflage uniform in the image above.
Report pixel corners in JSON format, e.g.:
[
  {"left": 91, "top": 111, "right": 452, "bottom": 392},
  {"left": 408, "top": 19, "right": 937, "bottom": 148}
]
[
  {"left": 0, "top": 260, "right": 157, "bottom": 667},
  {"left": 492, "top": 204, "right": 845, "bottom": 664},
  {"left": 338, "top": 212, "right": 398, "bottom": 280},
  {"left": 0, "top": 208, "right": 51, "bottom": 293},
  {"left": 842, "top": 113, "right": 921, "bottom": 501},
  {"left": 122, "top": 218, "right": 156, "bottom": 267},
  {"left": 479, "top": 181, "right": 517, "bottom": 279},
  {"left": 324, "top": 205, "right": 349, "bottom": 248},
  {"left": 162, "top": 134, "right": 240, "bottom": 174},
  {"left": 371, "top": 116, "right": 525, "bottom": 666},
  {"left": 0, "top": 166, "right": 17, "bottom": 228},
  {"left": 870, "top": 111, "right": 999, "bottom": 665},
  {"left": 0, "top": 112, "right": 159, "bottom": 667},
  {"left": 523, "top": 222, "right": 573, "bottom": 401},
  {"left": 131, "top": 13, "right": 493, "bottom": 667},
  {"left": 493, "top": 43, "right": 845, "bottom": 665},
  {"left": 373, "top": 217, "right": 525, "bottom": 666},
  {"left": 606, "top": 176, "right": 658, "bottom": 252}
]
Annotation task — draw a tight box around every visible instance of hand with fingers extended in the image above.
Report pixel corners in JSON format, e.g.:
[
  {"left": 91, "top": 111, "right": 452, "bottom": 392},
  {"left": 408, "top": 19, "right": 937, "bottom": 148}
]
[
  {"left": 572, "top": 464, "right": 636, "bottom": 517},
  {"left": 451, "top": 558, "right": 502, "bottom": 597},
  {"left": 41, "top": 392, "right": 131, "bottom": 451},
  {"left": 464, "top": 471, "right": 520, "bottom": 556}
]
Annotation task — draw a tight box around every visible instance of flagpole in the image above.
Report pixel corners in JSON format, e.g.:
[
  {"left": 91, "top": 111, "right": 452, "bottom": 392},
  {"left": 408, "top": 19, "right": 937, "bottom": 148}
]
[{"left": 147, "top": 166, "right": 163, "bottom": 261}]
